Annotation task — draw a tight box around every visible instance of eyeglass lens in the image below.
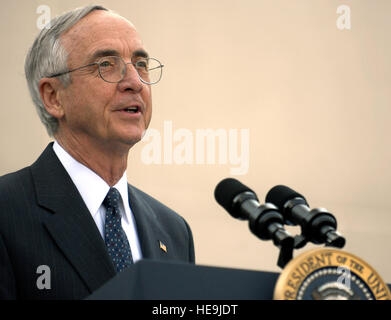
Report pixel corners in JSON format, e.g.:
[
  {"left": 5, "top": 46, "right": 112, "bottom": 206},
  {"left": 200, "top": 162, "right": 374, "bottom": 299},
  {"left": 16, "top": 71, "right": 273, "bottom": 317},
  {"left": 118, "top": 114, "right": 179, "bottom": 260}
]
[{"left": 97, "top": 56, "right": 162, "bottom": 84}]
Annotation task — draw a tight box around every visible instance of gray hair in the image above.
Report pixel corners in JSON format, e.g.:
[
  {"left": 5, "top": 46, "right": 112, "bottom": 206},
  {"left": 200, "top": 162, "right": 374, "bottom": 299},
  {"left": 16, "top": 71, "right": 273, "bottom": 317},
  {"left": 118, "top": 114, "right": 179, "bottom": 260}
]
[{"left": 24, "top": 5, "right": 108, "bottom": 137}]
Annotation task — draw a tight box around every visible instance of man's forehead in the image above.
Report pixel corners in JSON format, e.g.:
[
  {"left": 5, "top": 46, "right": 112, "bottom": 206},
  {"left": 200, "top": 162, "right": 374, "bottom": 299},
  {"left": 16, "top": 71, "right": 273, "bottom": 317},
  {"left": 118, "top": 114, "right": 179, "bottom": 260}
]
[
  {"left": 61, "top": 10, "right": 143, "bottom": 60},
  {"left": 64, "top": 10, "right": 136, "bottom": 36}
]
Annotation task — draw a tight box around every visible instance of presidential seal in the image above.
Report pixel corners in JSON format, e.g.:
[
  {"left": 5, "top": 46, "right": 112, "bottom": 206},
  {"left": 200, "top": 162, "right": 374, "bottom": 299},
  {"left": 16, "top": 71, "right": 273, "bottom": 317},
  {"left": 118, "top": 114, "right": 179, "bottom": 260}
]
[{"left": 273, "top": 248, "right": 391, "bottom": 300}]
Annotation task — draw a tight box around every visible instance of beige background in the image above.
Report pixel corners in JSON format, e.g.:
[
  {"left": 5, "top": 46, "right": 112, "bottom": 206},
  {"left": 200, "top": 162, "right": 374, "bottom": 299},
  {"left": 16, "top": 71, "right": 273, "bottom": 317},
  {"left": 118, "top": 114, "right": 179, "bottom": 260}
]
[{"left": 1, "top": 0, "right": 390, "bottom": 282}]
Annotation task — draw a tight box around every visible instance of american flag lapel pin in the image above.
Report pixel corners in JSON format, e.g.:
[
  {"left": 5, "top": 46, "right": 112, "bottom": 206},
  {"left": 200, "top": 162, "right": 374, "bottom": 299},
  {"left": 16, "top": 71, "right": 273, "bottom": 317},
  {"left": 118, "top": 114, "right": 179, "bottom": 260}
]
[{"left": 159, "top": 240, "right": 167, "bottom": 253}]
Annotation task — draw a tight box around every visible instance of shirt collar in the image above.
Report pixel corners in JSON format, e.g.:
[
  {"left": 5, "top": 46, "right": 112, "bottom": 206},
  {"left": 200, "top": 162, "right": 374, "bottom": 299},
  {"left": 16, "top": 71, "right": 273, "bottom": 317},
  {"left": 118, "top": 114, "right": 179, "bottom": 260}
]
[{"left": 52, "top": 141, "right": 131, "bottom": 223}]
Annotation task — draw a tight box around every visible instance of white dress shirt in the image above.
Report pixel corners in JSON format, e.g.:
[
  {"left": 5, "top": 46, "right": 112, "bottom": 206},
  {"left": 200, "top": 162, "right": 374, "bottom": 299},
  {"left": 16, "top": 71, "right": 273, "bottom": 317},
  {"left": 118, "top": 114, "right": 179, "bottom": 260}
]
[{"left": 52, "top": 141, "right": 142, "bottom": 263}]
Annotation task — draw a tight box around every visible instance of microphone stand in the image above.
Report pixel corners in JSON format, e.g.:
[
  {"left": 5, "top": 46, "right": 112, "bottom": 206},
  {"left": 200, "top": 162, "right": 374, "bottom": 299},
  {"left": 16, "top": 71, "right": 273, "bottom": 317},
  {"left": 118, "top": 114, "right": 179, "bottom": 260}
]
[{"left": 276, "top": 208, "right": 346, "bottom": 269}]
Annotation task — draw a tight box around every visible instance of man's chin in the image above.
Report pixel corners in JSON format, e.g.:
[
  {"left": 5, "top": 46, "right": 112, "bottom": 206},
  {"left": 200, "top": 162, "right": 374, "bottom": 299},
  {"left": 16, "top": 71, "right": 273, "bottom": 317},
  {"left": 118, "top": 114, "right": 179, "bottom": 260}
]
[
  {"left": 120, "top": 131, "right": 144, "bottom": 147},
  {"left": 107, "top": 127, "right": 147, "bottom": 150}
]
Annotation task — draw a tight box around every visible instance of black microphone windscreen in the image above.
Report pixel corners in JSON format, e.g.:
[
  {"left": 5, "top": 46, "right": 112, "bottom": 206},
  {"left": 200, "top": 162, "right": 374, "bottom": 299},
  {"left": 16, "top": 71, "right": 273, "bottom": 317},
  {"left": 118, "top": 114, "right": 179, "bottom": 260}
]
[
  {"left": 265, "top": 185, "right": 307, "bottom": 210},
  {"left": 214, "top": 178, "right": 257, "bottom": 214}
]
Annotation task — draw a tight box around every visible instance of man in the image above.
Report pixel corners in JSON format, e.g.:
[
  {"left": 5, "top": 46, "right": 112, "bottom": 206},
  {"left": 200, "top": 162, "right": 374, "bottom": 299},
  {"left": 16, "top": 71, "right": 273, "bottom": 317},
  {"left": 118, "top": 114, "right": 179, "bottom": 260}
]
[{"left": 0, "top": 5, "right": 195, "bottom": 300}]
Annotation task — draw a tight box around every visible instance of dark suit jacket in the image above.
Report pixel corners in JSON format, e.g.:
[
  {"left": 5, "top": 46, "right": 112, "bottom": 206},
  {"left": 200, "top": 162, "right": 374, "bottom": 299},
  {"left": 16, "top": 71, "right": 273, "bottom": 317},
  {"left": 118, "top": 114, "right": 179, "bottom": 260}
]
[{"left": 0, "top": 143, "right": 195, "bottom": 299}]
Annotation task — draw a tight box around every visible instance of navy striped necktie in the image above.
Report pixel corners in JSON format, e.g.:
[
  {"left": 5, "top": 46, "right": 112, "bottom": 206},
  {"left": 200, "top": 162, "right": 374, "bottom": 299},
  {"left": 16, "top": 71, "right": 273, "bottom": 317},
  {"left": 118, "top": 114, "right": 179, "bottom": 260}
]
[{"left": 103, "top": 187, "right": 133, "bottom": 272}]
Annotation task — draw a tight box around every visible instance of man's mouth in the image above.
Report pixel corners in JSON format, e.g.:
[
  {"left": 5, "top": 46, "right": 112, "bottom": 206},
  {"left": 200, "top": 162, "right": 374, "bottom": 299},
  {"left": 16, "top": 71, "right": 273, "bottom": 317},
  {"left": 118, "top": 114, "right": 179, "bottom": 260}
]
[
  {"left": 117, "top": 105, "right": 142, "bottom": 114},
  {"left": 123, "top": 106, "right": 140, "bottom": 113}
]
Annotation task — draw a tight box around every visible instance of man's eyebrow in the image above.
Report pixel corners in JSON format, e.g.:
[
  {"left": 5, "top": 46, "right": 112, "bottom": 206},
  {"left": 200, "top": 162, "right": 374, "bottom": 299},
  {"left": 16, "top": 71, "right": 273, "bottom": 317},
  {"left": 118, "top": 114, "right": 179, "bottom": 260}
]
[
  {"left": 88, "top": 49, "right": 120, "bottom": 62},
  {"left": 87, "top": 49, "right": 150, "bottom": 62},
  {"left": 132, "top": 49, "right": 149, "bottom": 59}
]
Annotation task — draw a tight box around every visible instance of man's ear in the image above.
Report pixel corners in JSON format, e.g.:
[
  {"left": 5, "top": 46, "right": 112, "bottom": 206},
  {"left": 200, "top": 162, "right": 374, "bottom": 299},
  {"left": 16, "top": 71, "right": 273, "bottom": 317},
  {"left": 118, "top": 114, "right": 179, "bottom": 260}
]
[{"left": 39, "top": 78, "right": 65, "bottom": 119}]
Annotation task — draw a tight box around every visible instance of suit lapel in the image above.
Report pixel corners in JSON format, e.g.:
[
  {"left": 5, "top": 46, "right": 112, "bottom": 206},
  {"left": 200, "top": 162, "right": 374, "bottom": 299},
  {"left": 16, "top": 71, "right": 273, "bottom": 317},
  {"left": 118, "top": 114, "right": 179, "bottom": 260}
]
[
  {"left": 30, "top": 143, "right": 116, "bottom": 293},
  {"left": 128, "top": 185, "right": 172, "bottom": 260}
]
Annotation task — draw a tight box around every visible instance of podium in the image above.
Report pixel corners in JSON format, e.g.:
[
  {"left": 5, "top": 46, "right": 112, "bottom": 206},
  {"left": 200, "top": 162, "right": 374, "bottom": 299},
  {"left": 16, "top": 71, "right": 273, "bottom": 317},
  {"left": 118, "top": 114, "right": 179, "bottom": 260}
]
[
  {"left": 87, "top": 259, "right": 391, "bottom": 300},
  {"left": 87, "top": 259, "right": 279, "bottom": 300}
]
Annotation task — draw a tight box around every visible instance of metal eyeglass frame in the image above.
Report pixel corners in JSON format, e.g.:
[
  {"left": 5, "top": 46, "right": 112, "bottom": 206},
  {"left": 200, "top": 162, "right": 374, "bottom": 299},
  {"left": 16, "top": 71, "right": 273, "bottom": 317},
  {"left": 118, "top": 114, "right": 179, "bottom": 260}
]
[{"left": 47, "top": 56, "right": 164, "bottom": 85}]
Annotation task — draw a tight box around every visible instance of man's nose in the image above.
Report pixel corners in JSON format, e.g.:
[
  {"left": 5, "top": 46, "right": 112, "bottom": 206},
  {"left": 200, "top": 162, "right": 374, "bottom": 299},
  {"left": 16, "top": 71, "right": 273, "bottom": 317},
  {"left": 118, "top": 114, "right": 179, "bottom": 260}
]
[{"left": 117, "top": 63, "right": 143, "bottom": 93}]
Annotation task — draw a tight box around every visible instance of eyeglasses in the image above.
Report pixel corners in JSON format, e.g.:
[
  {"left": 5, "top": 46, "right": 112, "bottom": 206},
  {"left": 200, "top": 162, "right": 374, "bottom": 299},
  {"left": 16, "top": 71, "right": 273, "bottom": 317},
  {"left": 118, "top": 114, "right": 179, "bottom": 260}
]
[{"left": 47, "top": 56, "right": 164, "bottom": 85}]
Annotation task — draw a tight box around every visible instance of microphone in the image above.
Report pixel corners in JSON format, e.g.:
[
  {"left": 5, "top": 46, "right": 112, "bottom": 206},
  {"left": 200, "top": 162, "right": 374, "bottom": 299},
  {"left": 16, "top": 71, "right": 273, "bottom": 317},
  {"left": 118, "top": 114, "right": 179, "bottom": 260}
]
[
  {"left": 265, "top": 185, "right": 345, "bottom": 248},
  {"left": 214, "top": 178, "right": 294, "bottom": 250}
]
